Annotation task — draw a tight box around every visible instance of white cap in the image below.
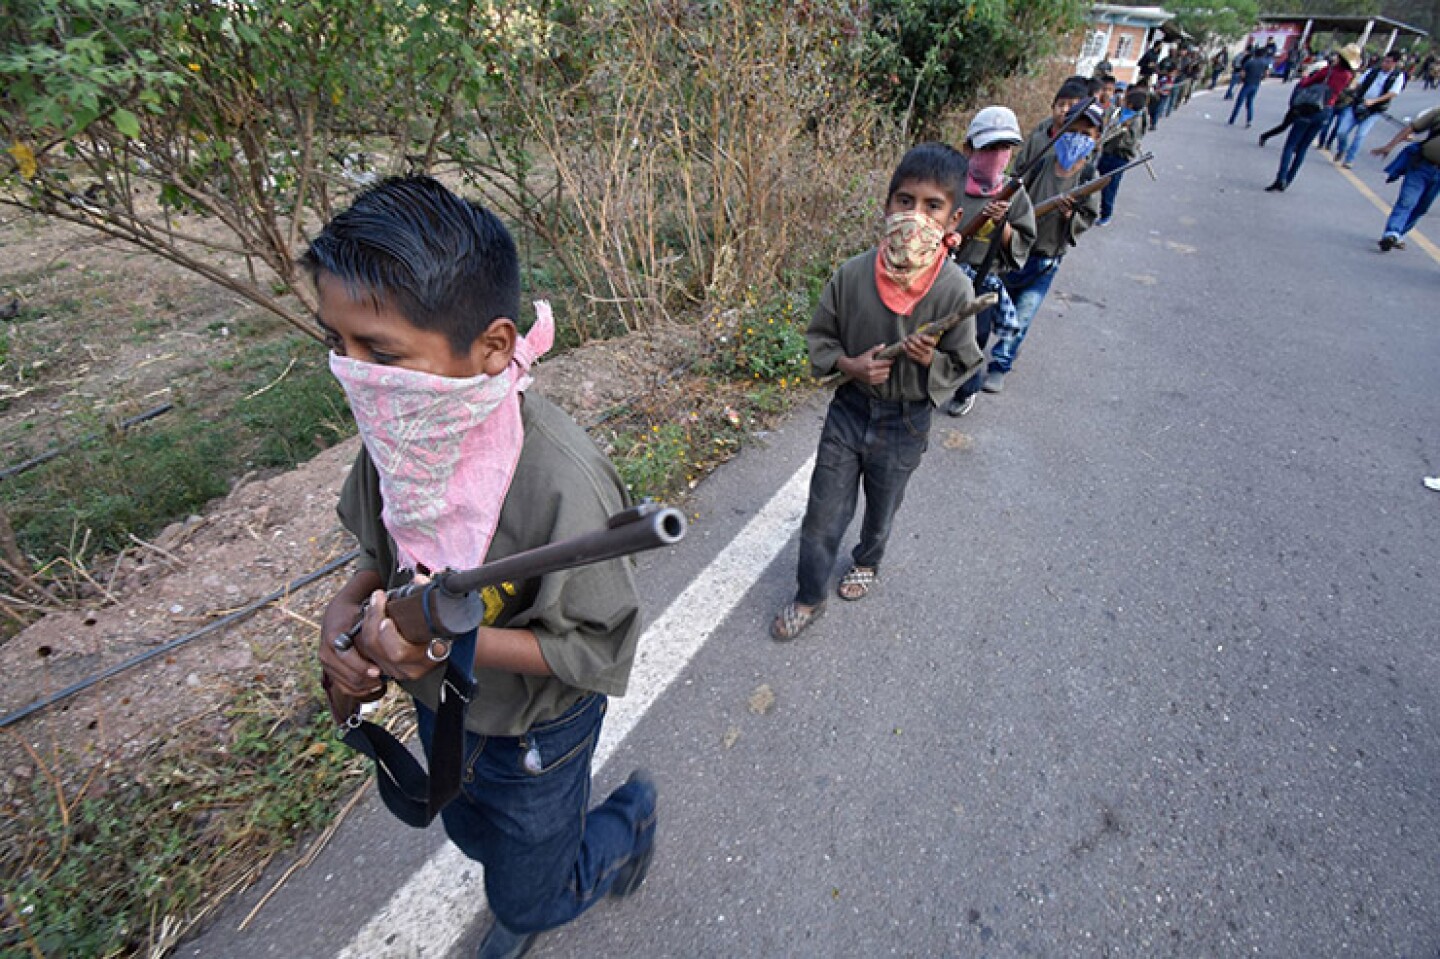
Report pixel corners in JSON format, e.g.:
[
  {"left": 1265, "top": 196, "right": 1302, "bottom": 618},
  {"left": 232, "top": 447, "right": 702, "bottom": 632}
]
[{"left": 967, "top": 106, "right": 1023, "bottom": 150}]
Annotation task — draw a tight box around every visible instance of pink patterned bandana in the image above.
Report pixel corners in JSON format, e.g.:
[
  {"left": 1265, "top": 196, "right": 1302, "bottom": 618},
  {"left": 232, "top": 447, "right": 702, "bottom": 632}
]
[{"left": 330, "top": 302, "right": 556, "bottom": 573}]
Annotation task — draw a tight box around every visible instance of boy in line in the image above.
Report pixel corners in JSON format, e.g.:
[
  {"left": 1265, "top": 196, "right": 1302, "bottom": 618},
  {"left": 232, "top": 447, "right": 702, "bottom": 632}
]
[
  {"left": 984, "top": 101, "right": 1104, "bottom": 395},
  {"left": 1096, "top": 86, "right": 1150, "bottom": 226},
  {"left": 310, "top": 176, "right": 656, "bottom": 959},
  {"left": 771, "top": 143, "right": 982, "bottom": 641},
  {"left": 944, "top": 106, "right": 1037, "bottom": 418},
  {"left": 1015, "top": 76, "right": 1092, "bottom": 168}
]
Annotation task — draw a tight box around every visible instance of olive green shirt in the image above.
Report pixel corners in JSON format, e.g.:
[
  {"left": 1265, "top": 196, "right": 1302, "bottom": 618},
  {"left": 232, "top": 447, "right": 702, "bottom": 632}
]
[
  {"left": 1011, "top": 121, "right": 1055, "bottom": 177},
  {"left": 807, "top": 248, "right": 983, "bottom": 409},
  {"left": 337, "top": 392, "right": 641, "bottom": 736},
  {"left": 952, "top": 183, "right": 1037, "bottom": 274},
  {"left": 1025, "top": 156, "right": 1101, "bottom": 258},
  {"left": 1101, "top": 110, "right": 1148, "bottom": 160}
]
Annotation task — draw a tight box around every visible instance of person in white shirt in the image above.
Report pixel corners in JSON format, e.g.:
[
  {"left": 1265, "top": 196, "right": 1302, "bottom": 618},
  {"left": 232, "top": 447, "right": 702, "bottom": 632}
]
[{"left": 1331, "top": 53, "right": 1406, "bottom": 167}]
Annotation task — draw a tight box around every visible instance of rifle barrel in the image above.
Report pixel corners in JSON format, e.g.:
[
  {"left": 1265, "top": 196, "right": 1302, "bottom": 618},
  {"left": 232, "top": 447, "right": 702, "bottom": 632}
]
[{"left": 385, "top": 504, "right": 687, "bottom": 642}]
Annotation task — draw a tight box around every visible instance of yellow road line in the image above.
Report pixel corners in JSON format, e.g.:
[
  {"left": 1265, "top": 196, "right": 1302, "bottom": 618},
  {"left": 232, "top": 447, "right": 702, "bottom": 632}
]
[{"left": 1333, "top": 161, "right": 1440, "bottom": 266}]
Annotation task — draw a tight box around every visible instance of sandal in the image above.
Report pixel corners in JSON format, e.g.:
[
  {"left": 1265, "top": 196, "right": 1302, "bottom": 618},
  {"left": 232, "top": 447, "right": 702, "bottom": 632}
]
[
  {"left": 770, "top": 602, "right": 824, "bottom": 642},
  {"left": 837, "top": 566, "right": 877, "bottom": 601}
]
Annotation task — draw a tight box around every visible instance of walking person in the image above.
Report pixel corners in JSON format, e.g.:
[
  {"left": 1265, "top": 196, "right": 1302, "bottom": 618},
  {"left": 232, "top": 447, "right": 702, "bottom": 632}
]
[
  {"left": 1372, "top": 105, "right": 1440, "bottom": 251},
  {"left": 986, "top": 101, "right": 1105, "bottom": 395},
  {"left": 1225, "top": 43, "right": 1255, "bottom": 99},
  {"left": 1228, "top": 43, "right": 1274, "bottom": 128},
  {"left": 1259, "top": 57, "right": 1333, "bottom": 147},
  {"left": 1209, "top": 48, "right": 1228, "bottom": 89},
  {"left": 1267, "top": 44, "right": 1358, "bottom": 192},
  {"left": 1332, "top": 52, "right": 1406, "bottom": 168},
  {"left": 308, "top": 176, "right": 659, "bottom": 959},
  {"left": 944, "top": 107, "right": 1036, "bottom": 417},
  {"left": 1097, "top": 86, "right": 1150, "bottom": 224},
  {"left": 770, "top": 143, "right": 982, "bottom": 641}
]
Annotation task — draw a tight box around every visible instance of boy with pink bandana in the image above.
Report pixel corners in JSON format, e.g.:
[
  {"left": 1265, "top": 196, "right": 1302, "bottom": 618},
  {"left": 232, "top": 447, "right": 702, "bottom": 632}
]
[
  {"left": 771, "top": 143, "right": 982, "bottom": 641},
  {"left": 308, "top": 176, "right": 655, "bottom": 959}
]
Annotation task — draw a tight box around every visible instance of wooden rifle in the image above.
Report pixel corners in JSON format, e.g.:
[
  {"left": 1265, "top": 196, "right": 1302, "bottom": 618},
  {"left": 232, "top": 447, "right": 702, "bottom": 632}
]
[
  {"left": 1032, "top": 152, "right": 1156, "bottom": 219},
  {"left": 872, "top": 293, "right": 999, "bottom": 360}
]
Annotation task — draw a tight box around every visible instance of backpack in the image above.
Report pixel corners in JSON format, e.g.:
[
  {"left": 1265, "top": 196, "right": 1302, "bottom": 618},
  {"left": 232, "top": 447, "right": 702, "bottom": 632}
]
[{"left": 1292, "top": 80, "right": 1328, "bottom": 116}]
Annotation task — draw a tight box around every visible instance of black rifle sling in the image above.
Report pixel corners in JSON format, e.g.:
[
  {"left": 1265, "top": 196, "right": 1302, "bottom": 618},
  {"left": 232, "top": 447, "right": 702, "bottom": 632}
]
[{"left": 341, "top": 630, "right": 477, "bottom": 828}]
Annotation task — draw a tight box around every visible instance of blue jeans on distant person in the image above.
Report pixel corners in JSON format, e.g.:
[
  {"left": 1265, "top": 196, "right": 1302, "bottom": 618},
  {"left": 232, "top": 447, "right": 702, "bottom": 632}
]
[
  {"left": 1098, "top": 153, "right": 1128, "bottom": 220},
  {"left": 1319, "top": 107, "right": 1344, "bottom": 150},
  {"left": 1229, "top": 83, "right": 1259, "bottom": 124},
  {"left": 1334, "top": 110, "right": 1382, "bottom": 165},
  {"left": 991, "top": 255, "right": 1062, "bottom": 375},
  {"left": 1276, "top": 108, "right": 1329, "bottom": 186},
  {"left": 1225, "top": 70, "right": 1242, "bottom": 98},
  {"left": 795, "top": 382, "right": 930, "bottom": 606},
  {"left": 414, "top": 693, "right": 655, "bottom": 935},
  {"left": 1384, "top": 158, "right": 1440, "bottom": 238}
]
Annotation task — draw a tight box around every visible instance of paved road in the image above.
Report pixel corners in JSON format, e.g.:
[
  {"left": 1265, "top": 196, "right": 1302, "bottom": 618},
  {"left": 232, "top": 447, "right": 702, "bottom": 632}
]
[{"left": 189, "top": 81, "right": 1440, "bottom": 958}]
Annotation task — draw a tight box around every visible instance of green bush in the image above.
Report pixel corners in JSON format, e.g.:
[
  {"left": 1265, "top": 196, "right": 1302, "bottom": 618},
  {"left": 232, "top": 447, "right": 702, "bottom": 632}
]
[{"left": 707, "top": 290, "right": 811, "bottom": 387}]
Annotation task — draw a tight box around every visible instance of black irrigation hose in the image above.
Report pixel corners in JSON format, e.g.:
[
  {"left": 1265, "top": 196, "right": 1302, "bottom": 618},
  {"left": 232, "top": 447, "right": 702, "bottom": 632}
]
[
  {"left": 0, "top": 402, "right": 175, "bottom": 482},
  {"left": 0, "top": 548, "right": 360, "bottom": 729}
]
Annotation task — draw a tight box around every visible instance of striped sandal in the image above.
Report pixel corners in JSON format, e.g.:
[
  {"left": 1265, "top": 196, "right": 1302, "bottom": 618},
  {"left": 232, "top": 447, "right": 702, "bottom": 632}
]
[
  {"left": 770, "top": 602, "right": 824, "bottom": 642},
  {"left": 837, "top": 566, "right": 877, "bottom": 601}
]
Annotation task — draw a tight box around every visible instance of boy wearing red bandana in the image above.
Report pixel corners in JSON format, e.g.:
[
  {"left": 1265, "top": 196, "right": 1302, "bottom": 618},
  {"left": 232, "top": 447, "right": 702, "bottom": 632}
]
[{"left": 771, "top": 143, "right": 982, "bottom": 641}]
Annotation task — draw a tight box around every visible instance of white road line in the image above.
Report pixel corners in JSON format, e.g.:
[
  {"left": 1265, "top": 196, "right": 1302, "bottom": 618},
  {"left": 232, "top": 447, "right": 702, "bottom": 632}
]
[{"left": 337, "top": 455, "right": 815, "bottom": 959}]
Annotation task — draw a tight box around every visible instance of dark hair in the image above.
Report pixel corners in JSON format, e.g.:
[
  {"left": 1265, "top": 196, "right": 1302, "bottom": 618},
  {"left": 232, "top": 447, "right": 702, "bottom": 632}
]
[
  {"left": 301, "top": 176, "right": 520, "bottom": 357},
  {"left": 1055, "top": 78, "right": 1092, "bottom": 104},
  {"left": 1125, "top": 87, "right": 1149, "bottom": 111},
  {"left": 886, "top": 142, "right": 966, "bottom": 209}
]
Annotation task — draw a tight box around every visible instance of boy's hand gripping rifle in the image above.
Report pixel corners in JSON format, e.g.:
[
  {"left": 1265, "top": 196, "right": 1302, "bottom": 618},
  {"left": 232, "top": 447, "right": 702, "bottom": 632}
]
[
  {"left": 358, "top": 501, "right": 687, "bottom": 648},
  {"left": 327, "top": 502, "right": 686, "bottom": 828},
  {"left": 1031, "top": 152, "right": 1156, "bottom": 220},
  {"left": 871, "top": 293, "right": 999, "bottom": 361}
]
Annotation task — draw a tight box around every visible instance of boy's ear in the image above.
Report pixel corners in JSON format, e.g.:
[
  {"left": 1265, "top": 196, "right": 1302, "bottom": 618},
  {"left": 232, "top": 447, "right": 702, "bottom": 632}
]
[
  {"left": 945, "top": 201, "right": 964, "bottom": 232},
  {"left": 470, "top": 317, "right": 517, "bottom": 376}
]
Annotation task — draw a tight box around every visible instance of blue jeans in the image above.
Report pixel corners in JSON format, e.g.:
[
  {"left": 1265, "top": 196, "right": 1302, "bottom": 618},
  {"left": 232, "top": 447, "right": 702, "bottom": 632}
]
[
  {"left": 1276, "top": 108, "right": 1328, "bottom": 186},
  {"left": 795, "top": 382, "right": 930, "bottom": 606},
  {"left": 1319, "top": 107, "right": 1344, "bottom": 149},
  {"left": 414, "top": 694, "right": 655, "bottom": 934},
  {"left": 991, "top": 255, "right": 1061, "bottom": 375},
  {"left": 1384, "top": 158, "right": 1440, "bottom": 237},
  {"left": 1229, "top": 83, "right": 1259, "bottom": 124},
  {"left": 1334, "top": 109, "right": 1382, "bottom": 164},
  {"left": 1225, "top": 71, "right": 1241, "bottom": 98},
  {"left": 1098, "top": 153, "right": 1128, "bottom": 219}
]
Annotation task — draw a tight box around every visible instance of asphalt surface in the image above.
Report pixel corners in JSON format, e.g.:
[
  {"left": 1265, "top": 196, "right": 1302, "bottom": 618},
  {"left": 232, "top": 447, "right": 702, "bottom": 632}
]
[{"left": 188, "top": 81, "right": 1440, "bottom": 959}]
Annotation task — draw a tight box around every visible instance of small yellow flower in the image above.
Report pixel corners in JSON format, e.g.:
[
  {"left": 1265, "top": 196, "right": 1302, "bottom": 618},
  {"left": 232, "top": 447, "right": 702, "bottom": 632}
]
[
  {"left": 7, "top": 143, "right": 37, "bottom": 180},
  {"left": 188, "top": 62, "right": 201, "bottom": 72}
]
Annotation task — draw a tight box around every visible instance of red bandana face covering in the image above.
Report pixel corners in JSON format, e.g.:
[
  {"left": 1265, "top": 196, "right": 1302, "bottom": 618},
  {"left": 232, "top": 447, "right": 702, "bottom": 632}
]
[{"left": 874, "top": 210, "right": 957, "bottom": 316}]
